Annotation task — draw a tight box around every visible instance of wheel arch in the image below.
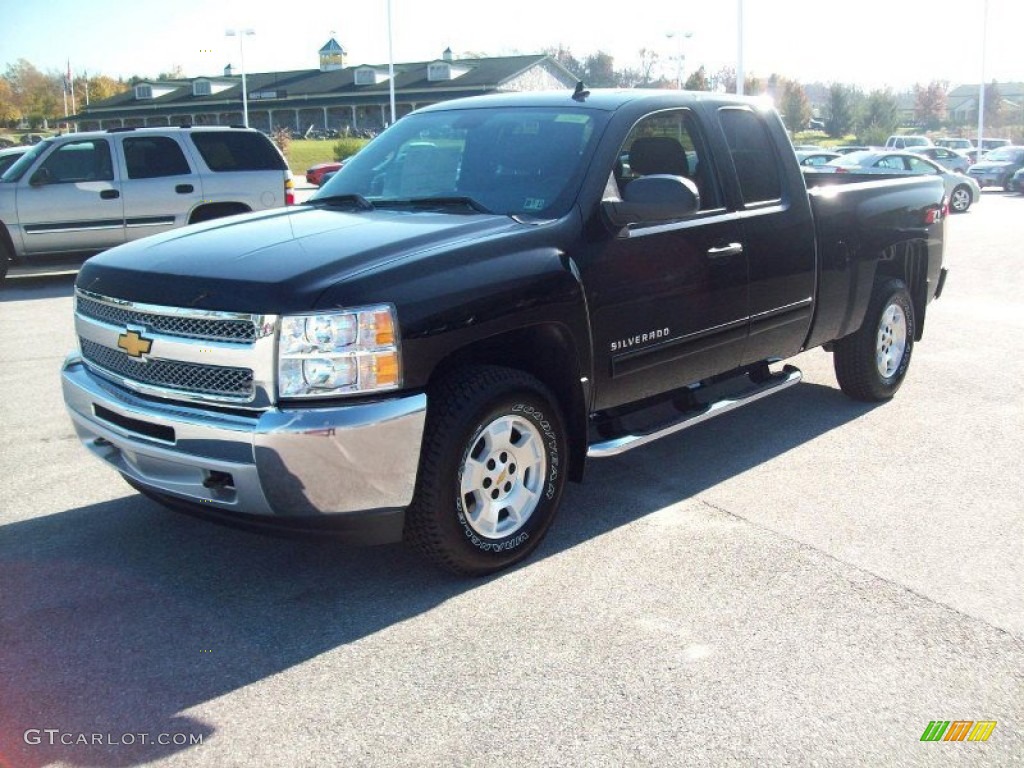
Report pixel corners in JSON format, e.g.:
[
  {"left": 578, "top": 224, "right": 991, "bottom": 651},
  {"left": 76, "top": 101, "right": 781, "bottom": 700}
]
[
  {"left": 874, "top": 239, "right": 929, "bottom": 341},
  {"left": 425, "top": 323, "right": 589, "bottom": 482},
  {"left": 188, "top": 202, "right": 251, "bottom": 225}
]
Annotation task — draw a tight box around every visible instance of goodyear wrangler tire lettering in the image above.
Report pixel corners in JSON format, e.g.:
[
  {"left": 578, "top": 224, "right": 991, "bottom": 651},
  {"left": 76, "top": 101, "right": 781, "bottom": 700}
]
[{"left": 404, "top": 365, "right": 568, "bottom": 576}]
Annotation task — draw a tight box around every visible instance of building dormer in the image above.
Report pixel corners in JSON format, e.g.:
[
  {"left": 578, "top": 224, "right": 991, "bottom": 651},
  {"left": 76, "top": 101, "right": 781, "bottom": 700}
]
[
  {"left": 427, "top": 60, "right": 469, "bottom": 82},
  {"left": 192, "top": 78, "right": 235, "bottom": 97},
  {"left": 354, "top": 66, "right": 390, "bottom": 86},
  {"left": 319, "top": 37, "right": 347, "bottom": 72},
  {"left": 443, "top": 47, "right": 454, "bottom": 62},
  {"left": 134, "top": 82, "right": 178, "bottom": 100}
]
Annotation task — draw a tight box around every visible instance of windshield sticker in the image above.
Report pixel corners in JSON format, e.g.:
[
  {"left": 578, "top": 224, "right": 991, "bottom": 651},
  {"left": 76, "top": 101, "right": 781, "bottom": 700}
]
[{"left": 523, "top": 198, "right": 546, "bottom": 211}]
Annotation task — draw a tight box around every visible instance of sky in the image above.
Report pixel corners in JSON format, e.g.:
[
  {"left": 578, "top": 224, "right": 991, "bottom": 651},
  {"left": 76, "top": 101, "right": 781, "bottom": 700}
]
[{"left": 1, "top": 0, "right": 1021, "bottom": 92}]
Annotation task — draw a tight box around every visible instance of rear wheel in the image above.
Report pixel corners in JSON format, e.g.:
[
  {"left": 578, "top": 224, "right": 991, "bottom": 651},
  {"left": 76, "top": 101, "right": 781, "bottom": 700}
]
[
  {"left": 833, "top": 277, "right": 916, "bottom": 402},
  {"left": 950, "top": 184, "right": 972, "bottom": 212},
  {"left": 405, "top": 365, "right": 567, "bottom": 575}
]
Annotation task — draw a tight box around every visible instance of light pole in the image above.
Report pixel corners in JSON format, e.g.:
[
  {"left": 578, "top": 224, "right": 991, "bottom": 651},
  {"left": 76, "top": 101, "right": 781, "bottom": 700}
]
[
  {"left": 976, "top": 0, "right": 988, "bottom": 153},
  {"left": 387, "top": 0, "right": 396, "bottom": 125},
  {"left": 737, "top": 0, "right": 745, "bottom": 95},
  {"left": 226, "top": 28, "right": 255, "bottom": 127},
  {"left": 665, "top": 30, "right": 692, "bottom": 89}
]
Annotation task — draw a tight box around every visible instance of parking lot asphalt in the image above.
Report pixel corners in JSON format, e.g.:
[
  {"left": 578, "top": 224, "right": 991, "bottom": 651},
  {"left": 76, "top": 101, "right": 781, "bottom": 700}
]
[{"left": 0, "top": 192, "right": 1021, "bottom": 767}]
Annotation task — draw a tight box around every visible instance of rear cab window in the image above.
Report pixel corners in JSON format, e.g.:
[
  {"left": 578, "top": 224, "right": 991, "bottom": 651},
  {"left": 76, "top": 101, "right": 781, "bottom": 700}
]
[
  {"left": 718, "top": 108, "right": 783, "bottom": 206},
  {"left": 189, "top": 131, "right": 287, "bottom": 172}
]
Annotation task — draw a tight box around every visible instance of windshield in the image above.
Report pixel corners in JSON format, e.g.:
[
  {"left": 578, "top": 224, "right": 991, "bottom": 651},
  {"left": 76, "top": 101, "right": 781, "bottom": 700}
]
[
  {"left": 315, "top": 106, "right": 604, "bottom": 219},
  {"left": 1, "top": 140, "right": 50, "bottom": 182},
  {"left": 983, "top": 147, "right": 1023, "bottom": 162}
]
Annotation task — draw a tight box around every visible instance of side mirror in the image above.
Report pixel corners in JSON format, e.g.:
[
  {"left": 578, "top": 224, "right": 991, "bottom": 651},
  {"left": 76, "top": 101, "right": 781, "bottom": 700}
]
[
  {"left": 29, "top": 167, "right": 51, "bottom": 187},
  {"left": 602, "top": 174, "right": 700, "bottom": 229}
]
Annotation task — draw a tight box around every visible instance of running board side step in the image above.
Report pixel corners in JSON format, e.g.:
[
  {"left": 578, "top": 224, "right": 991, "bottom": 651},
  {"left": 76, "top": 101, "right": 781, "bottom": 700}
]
[{"left": 587, "top": 365, "right": 802, "bottom": 458}]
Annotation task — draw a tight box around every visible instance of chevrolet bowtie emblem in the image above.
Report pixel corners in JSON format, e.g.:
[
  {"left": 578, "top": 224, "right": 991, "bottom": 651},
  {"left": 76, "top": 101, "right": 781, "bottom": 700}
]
[{"left": 117, "top": 329, "right": 153, "bottom": 358}]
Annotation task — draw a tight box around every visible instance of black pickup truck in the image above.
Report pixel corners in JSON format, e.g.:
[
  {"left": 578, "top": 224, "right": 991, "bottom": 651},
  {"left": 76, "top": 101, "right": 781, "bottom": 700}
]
[{"left": 62, "top": 89, "right": 949, "bottom": 575}]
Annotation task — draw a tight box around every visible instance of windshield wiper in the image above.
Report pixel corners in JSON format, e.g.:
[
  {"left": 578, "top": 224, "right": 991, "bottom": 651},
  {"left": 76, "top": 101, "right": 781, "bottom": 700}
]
[
  {"left": 308, "top": 193, "right": 374, "bottom": 211},
  {"left": 373, "top": 196, "right": 492, "bottom": 214}
]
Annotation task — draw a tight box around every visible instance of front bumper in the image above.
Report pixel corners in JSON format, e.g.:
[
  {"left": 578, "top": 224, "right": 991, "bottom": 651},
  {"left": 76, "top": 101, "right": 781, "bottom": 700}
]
[{"left": 62, "top": 355, "right": 427, "bottom": 543}]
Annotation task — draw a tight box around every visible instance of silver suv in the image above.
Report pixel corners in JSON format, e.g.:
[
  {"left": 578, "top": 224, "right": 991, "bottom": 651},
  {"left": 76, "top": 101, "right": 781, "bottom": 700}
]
[{"left": 0, "top": 126, "right": 294, "bottom": 282}]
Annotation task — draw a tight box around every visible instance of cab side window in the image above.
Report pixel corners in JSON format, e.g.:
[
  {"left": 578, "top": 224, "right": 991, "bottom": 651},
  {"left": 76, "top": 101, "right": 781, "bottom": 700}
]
[
  {"left": 124, "top": 136, "right": 191, "bottom": 179},
  {"left": 39, "top": 139, "right": 113, "bottom": 183},
  {"left": 718, "top": 108, "right": 782, "bottom": 205},
  {"left": 612, "top": 109, "right": 720, "bottom": 211}
]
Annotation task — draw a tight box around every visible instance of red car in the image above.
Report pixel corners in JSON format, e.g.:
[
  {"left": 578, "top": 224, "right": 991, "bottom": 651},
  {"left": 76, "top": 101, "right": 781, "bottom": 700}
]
[{"left": 305, "top": 161, "right": 343, "bottom": 186}]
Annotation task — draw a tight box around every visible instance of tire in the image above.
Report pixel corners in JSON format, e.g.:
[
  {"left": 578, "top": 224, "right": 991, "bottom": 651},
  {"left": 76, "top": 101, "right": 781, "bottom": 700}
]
[
  {"left": 405, "top": 365, "right": 568, "bottom": 575},
  {"left": 0, "top": 238, "right": 10, "bottom": 285},
  {"left": 950, "top": 184, "right": 972, "bottom": 213},
  {"left": 833, "top": 277, "right": 915, "bottom": 402}
]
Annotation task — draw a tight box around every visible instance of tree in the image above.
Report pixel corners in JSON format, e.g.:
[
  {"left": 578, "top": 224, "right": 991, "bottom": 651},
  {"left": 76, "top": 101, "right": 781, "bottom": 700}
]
[
  {"left": 859, "top": 89, "right": 900, "bottom": 144},
  {"left": 583, "top": 52, "right": 616, "bottom": 87},
  {"left": 780, "top": 79, "right": 811, "bottom": 133},
  {"left": 637, "top": 48, "right": 659, "bottom": 86},
  {"left": 914, "top": 81, "right": 947, "bottom": 131},
  {"left": 544, "top": 46, "right": 583, "bottom": 78},
  {"left": 984, "top": 80, "right": 1003, "bottom": 126},
  {"left": 825, "top": 83, "right": 861, "bottom": 137},
  {"left": 683, "top": 66, "right": 709, "bottom": 92},
  {"left": 0, "top": 78, "right": 19, "bottom": 126},
  {"left": 82, "top": 74, "right": 129, "bottom": 104}
]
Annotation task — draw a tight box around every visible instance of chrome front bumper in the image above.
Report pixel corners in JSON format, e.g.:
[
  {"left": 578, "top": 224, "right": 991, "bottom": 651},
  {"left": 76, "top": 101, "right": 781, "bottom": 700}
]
[{"left": 62, "top": 355, "right": 427, "bottom": 541}]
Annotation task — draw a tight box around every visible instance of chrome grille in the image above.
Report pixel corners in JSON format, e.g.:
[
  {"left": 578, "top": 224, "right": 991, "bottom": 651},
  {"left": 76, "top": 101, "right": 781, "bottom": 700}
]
[
  {"left": 80, "top": 339, "right": 254, "bottom": 398},
  {"left": 76, "top": 294, "right": 257, "bottom": 343}
]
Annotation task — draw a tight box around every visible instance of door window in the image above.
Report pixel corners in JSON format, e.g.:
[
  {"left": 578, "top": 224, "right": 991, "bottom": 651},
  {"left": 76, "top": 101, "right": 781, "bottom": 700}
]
[
  {"left": 613, "top": 109, "right": 721, "bottom": 211},
  {"left": 39, "top": 139, "right": 113, "bottom": 183},
  {"left": 124, "top": 136, "right": 191, "bottom": 178}
]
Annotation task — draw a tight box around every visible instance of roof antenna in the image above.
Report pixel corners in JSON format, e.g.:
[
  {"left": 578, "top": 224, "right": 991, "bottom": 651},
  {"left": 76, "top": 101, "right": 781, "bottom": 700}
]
[{"left": 572, "top": 81, "right": 590, "bottom": 102}]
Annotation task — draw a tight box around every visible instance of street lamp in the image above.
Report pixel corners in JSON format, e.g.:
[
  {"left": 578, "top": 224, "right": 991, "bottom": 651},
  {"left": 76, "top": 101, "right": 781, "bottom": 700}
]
[
  {"left": 737, "top": 0, "right": 745, "bottom": 95},
  {"left": 665, "top": 30, "right": 693, "bottom": 89},
  {"left": 226, "top": 28, "right": 255, "bottom": 127}
]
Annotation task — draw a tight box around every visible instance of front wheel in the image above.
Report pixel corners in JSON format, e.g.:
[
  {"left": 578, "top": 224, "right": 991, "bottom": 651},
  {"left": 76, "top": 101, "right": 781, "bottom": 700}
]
[
  {"left": 405, "top": 365, "right": 568, "bottom": 575},
  {"left": 833, "top": 277, "right": 916, "bottom": 402},
  {"left": 950, "top": 184, "right": 972, "bottom": 212}
]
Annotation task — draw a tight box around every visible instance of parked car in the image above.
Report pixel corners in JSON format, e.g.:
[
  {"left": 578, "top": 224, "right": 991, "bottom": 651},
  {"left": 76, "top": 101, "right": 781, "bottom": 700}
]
[
  {"left": 792, "top": 144, "right": 824, "bottom": 152},
  {"left": 934, "top": 137, "right": 973, "bottom": 152},
  {"left": 0, "top": 126, "right": 294, "bottom": 282},
  {"left": 978, "top": 138, "right": 1010, "bottom": 151},
  {"left": 61, "top": 89, "right": 948, "bottom": 575},
  {"left": 819, "top": 150, "right": 980, "bottom": 212},
  {"left": 305, "top": 161, "right": 343, "bottom": 186},
  {"left": 967, "top": 145, "right": 1024, "bottom": 189},
  {"left": 795, "top": 150, "right": 841, "bottom": 167},
  {"left": 0, "top": 146, "right": 29, "bottom": 176},
  {"left": 910, "top": 146, "right": 971, "bottom": 173},
  {"left": 1007, "top": 167, "right": 1024, "bottom": 193},
  {"left": 832, "top": 145, "right": 873, "bottom": 155},
  {"left": 885, "top": 135, "right": 933, "bottom": 150}
]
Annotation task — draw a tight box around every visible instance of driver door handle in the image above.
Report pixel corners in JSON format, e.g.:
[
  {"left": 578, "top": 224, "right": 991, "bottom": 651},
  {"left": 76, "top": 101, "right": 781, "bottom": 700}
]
[
  {"left": 100, "top": 189, "right": 120, "bottom": 200},
  {"left": 175, "top": 184, "right": 194, "bottom": 194},
  {"left": 707, "top": 243, "right": 743, "bottom": 259}
]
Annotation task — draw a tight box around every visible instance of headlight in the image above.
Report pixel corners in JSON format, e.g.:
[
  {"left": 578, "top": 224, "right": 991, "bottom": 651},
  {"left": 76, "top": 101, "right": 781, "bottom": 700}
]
[{"left": 278, "top": 305, "right": 401, "bottom": 398}]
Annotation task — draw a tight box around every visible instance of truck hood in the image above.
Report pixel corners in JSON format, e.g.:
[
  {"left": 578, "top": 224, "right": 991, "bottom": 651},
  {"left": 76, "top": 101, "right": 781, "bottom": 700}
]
[{"left": 76, "top": 205, "right": 523, "bottom": 313}]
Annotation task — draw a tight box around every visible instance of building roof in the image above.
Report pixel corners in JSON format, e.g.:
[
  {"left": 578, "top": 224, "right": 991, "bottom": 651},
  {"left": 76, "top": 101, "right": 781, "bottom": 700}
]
[
  {"left": 318, "top": 38, "right": 347, "bottom": 55},
  {"left": 76, "top": 54, "right": 575, "bottom": 120}
]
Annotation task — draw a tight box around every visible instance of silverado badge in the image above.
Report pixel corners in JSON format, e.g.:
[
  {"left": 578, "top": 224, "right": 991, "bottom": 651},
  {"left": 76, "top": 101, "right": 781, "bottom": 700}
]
[{"left": 117, "top": 330, "right": 153, "bottom": 359}]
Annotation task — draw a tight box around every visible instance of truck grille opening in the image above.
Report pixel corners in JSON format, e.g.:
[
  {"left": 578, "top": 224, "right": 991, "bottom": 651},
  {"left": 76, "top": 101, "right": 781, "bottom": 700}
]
[
  {"left": 93, "top": 404, "right": 176, "bottom": 443},
  {"left": 80, "top": 338, "right": 254, "bottom": 399},
  {"left": 76, "top": 294, "right": 257, "bottom": 343}
]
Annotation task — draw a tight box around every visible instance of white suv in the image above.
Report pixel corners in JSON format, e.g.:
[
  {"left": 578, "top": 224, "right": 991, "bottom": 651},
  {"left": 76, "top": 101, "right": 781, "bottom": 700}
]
[
  {"left": 0, "top": 126, "right": 294, "bottom": 282},
  {"left": 884, "top": 135, "right": 933, "bottom": 150}
]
